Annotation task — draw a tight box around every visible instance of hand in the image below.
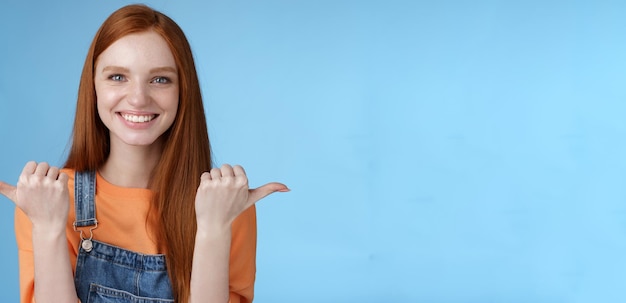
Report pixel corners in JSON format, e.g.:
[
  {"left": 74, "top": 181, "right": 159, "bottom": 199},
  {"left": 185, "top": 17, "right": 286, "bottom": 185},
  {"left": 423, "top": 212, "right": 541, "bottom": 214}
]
[
  {"left": 0, "top": 161, "right": 70, "bottom": 232},
  {"left": 194, "top": 164, "right": 288, "bottom": 231}
]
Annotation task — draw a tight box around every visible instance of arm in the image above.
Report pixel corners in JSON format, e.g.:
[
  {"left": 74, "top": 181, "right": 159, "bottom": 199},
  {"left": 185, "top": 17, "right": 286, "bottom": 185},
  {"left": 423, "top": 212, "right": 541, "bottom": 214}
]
[
  {"left": 190, "top": 165, "right": 287, "bottom": 303},
  {"left": 3, "top": 162, "right": 78, "bottom": 303},
  {"left": 31, "top": 225, "right": 77, "bottom": 302},
  {"left": 191, "top": 206, "right": 257, "bottom": 303},
  {"left": 190, "top": 226, "right": 231, "bottom": 303}
]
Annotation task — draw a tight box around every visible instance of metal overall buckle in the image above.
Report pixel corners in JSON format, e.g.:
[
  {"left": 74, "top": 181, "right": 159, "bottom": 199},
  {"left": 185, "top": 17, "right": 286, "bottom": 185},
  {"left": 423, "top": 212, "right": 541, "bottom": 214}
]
[{"left": 73, "top": 220, "right": 98, "bottom": 252}]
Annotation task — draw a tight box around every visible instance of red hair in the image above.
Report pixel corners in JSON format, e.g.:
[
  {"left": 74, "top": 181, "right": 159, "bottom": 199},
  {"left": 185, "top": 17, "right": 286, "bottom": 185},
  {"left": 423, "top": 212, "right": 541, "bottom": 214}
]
[{"left": 64, "top": 4, "right": 211, "bottom": 302}]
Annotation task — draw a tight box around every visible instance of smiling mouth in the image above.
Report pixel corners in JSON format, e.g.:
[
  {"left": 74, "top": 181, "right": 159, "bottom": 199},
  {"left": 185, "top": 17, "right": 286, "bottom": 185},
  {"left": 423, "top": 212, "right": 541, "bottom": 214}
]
[{"left": 120, "top": 113, "right": 158, "bottom": 123}]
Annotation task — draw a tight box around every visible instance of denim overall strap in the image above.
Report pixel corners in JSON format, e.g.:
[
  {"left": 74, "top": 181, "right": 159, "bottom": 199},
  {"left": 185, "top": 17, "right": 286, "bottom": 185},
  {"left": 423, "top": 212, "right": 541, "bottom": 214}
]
[
  {"left": 74, "top": 171, "right": 97, "bottom": 228},
  {"left": 72, "top": 170, "right": 174, "bottom": 302}
]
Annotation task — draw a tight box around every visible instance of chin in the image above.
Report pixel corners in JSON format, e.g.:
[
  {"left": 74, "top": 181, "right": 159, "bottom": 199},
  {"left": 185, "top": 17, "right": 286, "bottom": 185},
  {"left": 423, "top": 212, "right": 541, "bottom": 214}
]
[{"left": 120, "top": 137, "right": 162, "bottom": 147}]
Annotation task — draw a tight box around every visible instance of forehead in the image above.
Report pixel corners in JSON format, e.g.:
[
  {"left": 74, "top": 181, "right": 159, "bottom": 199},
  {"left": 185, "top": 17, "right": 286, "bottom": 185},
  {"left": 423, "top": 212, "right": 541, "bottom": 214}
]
[{"left": 95, "top": 31, "right": 177, "bottom": 71}]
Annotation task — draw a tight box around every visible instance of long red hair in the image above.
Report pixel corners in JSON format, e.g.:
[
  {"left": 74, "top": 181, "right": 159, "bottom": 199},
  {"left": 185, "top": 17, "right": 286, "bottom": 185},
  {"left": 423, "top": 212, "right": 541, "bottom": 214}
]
[{"left": 64, "top": 4, "right": 211, "bottom": 302}]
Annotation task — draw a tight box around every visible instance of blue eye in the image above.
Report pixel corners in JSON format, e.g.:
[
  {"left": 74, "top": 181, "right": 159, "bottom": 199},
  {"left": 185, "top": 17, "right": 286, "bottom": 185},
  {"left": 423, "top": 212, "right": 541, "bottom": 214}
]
[
  {"left": 153, "top": 77, "right": 170, "bottom": 84},
  {"left": 109, "top": 74, "right": 125, "bottom": 81}
]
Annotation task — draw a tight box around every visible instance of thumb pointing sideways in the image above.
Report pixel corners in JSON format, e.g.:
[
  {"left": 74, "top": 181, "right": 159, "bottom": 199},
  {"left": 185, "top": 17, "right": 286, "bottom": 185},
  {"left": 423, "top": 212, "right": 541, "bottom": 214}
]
[
  {"left": 0, "top": 181, "right": 17, "bottom": 204},
  {"left": 248, "top": 182, "right": 290, "bottom": 204}
]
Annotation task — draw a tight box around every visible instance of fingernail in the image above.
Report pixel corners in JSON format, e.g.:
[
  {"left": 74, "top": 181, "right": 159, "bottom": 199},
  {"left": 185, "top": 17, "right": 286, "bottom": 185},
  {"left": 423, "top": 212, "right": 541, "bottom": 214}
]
[{"left": 278, "top": 188, "right": 290, "bottom": 192}]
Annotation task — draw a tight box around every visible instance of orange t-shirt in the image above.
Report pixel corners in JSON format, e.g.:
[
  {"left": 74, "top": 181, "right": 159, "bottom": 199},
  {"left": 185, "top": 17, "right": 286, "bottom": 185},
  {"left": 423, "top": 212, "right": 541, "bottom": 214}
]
[{"left": 15, "top": 169, "right": 256, "bottom": 303}]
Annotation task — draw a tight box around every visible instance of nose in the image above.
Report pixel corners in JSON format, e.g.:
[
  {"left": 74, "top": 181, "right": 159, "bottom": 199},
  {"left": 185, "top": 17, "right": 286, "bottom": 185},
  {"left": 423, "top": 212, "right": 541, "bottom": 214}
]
[{"left": 127, "top": 82, "right": 150, "bottom": 107}]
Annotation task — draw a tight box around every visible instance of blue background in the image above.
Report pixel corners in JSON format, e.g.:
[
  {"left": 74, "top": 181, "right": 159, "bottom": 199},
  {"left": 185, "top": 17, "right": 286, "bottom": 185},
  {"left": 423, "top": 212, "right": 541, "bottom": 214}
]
[{"left": 1, "top": 0, "right": 626, "bottom": 302}]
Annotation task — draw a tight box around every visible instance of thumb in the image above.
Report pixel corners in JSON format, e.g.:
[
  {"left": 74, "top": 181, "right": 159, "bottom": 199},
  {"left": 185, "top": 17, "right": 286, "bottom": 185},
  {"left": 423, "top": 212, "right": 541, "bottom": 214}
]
[
  {"left": 0, "top": 181, "right": 17, "bottom": 204},
  {"left": 248, "top": 182, "right": 289, "bottom": 204}
]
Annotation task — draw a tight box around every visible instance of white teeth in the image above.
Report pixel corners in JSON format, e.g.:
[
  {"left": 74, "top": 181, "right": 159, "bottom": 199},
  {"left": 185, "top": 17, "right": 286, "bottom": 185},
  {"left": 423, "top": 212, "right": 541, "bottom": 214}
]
[{"left": 121, "top": 113, "right": 155, "bottom": 123}]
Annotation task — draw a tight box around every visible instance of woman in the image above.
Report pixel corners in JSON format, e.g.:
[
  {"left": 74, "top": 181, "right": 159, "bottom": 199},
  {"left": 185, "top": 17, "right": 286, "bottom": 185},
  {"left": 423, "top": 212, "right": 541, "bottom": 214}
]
[{"left": 0, "top": 4, "right": 287, "bottom": 303}]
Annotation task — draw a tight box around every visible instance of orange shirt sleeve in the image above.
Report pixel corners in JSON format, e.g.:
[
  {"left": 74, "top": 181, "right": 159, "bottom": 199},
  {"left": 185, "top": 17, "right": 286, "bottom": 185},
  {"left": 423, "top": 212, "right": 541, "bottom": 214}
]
[
  {"left": 15, "top": 207, "right": 35, "bottom": 303},
  {"left": 228, "top": 205, "right": 257, "bottom": 303}
]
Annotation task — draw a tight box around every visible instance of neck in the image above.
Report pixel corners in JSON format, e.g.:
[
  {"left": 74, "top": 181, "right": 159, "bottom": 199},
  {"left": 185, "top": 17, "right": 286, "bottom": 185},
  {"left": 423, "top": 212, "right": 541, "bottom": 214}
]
[{"left": 99, "top": 139, "right": 163, "bottom": 189}]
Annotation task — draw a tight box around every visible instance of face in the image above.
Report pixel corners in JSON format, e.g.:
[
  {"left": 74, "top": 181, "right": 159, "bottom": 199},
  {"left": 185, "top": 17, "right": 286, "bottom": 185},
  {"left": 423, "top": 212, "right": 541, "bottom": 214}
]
[{"left": 94, "top": 30, "right": 179, "bottom": 149}]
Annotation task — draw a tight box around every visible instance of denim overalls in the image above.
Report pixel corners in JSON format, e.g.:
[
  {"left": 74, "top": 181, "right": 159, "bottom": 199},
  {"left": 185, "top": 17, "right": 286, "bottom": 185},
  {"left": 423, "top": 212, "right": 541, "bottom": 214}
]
[{"left": 73, "top": 171, "right": 174, "bottom": 303}]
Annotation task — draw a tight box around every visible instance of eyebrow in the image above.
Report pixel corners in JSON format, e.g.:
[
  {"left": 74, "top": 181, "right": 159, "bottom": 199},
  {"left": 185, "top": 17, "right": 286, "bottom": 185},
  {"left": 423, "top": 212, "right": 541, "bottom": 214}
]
[
  {"left": 101, "top": 66, "right": 129, "bottom": 73},
  {"left": 150, "top": 66, "right": 177, "bottom": 74},
  {"left": 101, "top": 66, "right": 177, "bottom": 74}
]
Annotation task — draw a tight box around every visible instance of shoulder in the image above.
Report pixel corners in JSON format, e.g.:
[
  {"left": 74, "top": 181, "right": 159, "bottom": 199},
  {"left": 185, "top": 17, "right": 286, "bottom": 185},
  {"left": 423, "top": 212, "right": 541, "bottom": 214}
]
[
  {"left": 233, "top": 205, "right": 257, "bottom": 231},
  {"left": 229, "top": 205, "right": 257, "bottom": 295},
  {"left": 59, "top": 168, "right": 76, "bottom": 191},
  {"left": 231, "top": 205, "right": 257, "bottom": 247},
  {"left": 60, "top": 168, "right": 76, "bottom": 182}
]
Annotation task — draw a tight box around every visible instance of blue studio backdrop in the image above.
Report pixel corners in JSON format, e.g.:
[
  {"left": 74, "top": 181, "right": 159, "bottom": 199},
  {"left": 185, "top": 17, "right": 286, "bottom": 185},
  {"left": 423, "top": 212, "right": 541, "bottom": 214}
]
[{"left": 1, "top": 1, "right": 626, "bottom": 302}]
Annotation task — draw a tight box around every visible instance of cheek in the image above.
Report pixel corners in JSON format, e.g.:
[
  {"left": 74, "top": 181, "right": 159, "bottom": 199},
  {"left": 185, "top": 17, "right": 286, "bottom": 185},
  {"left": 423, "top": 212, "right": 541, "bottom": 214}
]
[
  {"left": 95, "top": 99, "right": 111, "bottom": 128},
  {"left": 94, "top": 86, "right": 119, "bottom": 122},
  {"left": 168, "top": 100, "right": 180, "bottom": 125},
  {"left": 95, "top": 86, "right": 121, "bottom": 107},
  {"left": 94, "top": 93, "right": 104, "bottom": 118},
  {"left": 165, "top": 89, "right": 180, "bottom": 113},
  {"left": 166, "top": 100, "right": 180, "bottom": 129}
]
